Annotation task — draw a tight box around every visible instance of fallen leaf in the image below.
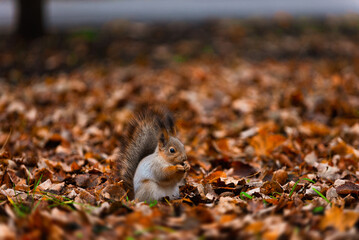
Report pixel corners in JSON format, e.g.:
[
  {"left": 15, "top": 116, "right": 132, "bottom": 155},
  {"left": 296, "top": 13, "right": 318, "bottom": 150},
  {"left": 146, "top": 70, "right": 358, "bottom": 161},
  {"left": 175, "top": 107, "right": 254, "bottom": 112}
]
[
  {"left": 205, "top": 171, "right": 227, "bottom": 183},
  {"left": 75, "top": 174, "right": 90, "bottom": 187},
  {"left": 335, "top": 182, "right": 359, "bottom": 195},
  {"left": 249, "top": 131, "right": 286, "bottom": 156},
  {"left": 320, "top": 206, "right": 359, "bottom": 231},
  {"left": 260, "top": 181, "right": 283, "bottom": 195},
  {"left": 71, "top": 161, "right": 81, "bottom": 172},
  {"left": 231, "top": 161, "right": 258, "bottom": 177}
]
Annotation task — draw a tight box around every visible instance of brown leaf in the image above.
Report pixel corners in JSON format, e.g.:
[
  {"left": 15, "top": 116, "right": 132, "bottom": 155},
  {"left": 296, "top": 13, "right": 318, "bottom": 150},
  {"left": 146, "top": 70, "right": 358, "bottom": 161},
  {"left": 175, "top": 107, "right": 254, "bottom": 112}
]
[
  {"left": 188, "top": 206, "right": 214, "bottom": 224},
  {"left": 75, "top": 174, "right": 90, "bottom": 187},
  {"left": 48, "top": 224, "right": 65, "bottom": 240},
  {"left": 276, "top": 154, "right": 294, "bottom": 168},
  {"left": 260, "top": 181, "right": 283, "bottom": 195},
  {"left": 231, "top": 161, "right": 258, "bottom": 177},
  {"left": 76, "top": 189, "right": 97, "bottom": 205},
  {"left": 52, "top": 168, "right": 67, "bottom": 182},
  {"left": 34, "top": 168, "right": 53, "bottom": 184},
  {"left": 336, "top": 182, "right": 359, "bottom": 195},
  {"left": 48, "top": 182, "right": 65, "bottom": 194},
  {"left": 6, "top": 169, "right": 21, "bottom": 185},
  {"left": 0, "top": 172, "right": 13, "bottom": 188},
  {"left": 101, "top": 183, "right": 127, "bottom": 201},
  {"left": 44, "top": 134, "right": 63, "bottom": 149}
]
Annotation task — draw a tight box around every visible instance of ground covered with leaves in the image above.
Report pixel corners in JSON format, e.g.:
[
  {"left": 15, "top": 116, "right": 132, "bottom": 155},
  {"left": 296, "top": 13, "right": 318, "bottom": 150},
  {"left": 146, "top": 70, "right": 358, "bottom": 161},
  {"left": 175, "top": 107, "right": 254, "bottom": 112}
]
[{"left": 1, "top": 17, "right": 359, "bottom": 239}]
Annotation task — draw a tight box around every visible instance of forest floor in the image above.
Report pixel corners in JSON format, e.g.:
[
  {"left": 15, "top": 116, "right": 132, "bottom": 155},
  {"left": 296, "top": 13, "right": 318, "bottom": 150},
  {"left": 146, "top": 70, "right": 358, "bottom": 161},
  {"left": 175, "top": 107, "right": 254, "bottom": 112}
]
[{"left": 1, "top": 17, "right": 359, "bottom": 239}]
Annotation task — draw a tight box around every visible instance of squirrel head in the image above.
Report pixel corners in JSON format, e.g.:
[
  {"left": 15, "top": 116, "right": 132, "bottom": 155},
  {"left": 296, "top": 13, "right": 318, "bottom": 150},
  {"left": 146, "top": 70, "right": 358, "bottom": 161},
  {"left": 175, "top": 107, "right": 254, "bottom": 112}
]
[{"left": 158, "top": 133, "right": 187, "bottom": 165}]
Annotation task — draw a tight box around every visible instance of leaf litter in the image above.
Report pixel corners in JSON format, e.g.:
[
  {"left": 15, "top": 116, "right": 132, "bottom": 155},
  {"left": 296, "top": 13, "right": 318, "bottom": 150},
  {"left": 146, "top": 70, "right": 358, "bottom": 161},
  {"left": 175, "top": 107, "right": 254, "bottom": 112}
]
[{"left": 1, "top": 17, "right": 359, "bottom": 239}]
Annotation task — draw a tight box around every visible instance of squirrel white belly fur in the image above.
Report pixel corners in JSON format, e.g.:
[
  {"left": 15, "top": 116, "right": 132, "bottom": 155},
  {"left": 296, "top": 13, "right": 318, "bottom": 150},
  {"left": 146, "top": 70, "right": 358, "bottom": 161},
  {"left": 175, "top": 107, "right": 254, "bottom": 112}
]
[
  {"left": 116, "top": 107, "right": 189, "bottom": 202},
  {"left": 134, "top": 146, "right": 184, "bottom": 201}
]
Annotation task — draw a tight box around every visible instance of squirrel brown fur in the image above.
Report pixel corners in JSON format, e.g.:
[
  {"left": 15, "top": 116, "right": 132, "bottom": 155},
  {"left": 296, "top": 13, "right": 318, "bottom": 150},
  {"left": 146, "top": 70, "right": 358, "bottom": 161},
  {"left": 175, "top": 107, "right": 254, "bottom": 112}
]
[{"left": 116, "top": 107, "right": 189, "bottom": 201}]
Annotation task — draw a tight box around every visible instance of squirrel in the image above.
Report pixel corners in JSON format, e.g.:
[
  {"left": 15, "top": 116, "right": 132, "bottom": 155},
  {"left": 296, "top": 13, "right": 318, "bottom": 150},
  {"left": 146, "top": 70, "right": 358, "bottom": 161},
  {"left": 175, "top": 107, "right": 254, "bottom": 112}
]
[{"left": 116, "top": 107, "right": 190, "bottom": 202}]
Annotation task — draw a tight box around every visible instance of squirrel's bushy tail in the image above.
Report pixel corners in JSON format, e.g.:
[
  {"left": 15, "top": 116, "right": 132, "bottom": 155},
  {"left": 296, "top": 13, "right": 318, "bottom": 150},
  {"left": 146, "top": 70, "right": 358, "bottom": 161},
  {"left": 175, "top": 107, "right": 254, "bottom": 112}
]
[{"left": 117, "top": 107, "right": 176, "bottom": 198}]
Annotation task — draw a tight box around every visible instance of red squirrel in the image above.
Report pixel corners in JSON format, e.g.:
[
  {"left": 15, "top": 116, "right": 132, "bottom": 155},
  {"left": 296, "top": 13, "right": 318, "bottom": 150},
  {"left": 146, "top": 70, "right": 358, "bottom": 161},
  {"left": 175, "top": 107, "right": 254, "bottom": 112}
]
[{"left": 116, "top": 107, "right": 190, "bottom": 202}]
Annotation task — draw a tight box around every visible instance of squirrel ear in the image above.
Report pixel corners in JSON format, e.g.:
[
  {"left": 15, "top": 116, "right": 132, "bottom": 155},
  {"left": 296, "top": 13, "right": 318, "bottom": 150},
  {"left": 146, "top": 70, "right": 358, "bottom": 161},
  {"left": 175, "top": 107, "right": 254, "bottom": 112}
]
[{"left": 159, "top": 131, "right": 169, "bottom": 147}]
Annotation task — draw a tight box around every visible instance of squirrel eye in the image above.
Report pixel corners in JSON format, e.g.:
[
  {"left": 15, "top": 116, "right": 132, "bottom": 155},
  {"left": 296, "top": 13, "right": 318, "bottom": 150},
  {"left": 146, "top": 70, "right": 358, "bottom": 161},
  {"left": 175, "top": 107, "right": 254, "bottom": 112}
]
[{"left": 169, "top": 147, "right": 176, "bottom": 153}]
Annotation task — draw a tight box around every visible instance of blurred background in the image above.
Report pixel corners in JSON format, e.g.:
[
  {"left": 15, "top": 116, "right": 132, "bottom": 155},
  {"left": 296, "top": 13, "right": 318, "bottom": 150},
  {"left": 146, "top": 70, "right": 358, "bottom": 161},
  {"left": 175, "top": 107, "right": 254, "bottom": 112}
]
[
  {"left": 1, "top": 0, "right": 359, "bottom": 35},
  {"left": 1, "top": 0, "right": 359, "bottom": 81}
]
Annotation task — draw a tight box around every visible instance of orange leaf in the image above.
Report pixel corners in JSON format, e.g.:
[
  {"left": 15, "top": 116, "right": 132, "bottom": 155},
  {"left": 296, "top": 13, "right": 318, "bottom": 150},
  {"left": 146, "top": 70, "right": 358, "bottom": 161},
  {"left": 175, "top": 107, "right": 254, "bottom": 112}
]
[
  {"left": 71, "top": 161, "right": 81, "bottom": 171},
  {"left": 320, "top": 206, "right": 359, "bottom": 232},
  {"left": 213, "top": 138, "right": 230, "bottom": 153},
  {"left": 300, "top": 122, "right": 330, "bottom": 136},
  {"left": 330, "top": 138, "right": 359, "bottom": 159},
  {"left": 245, "top": 221, "right": 263, "bottom": 234},
  {"left": 249, "top": 131, "right": 286, "bottom": 156},
  {"left": 220, "top": 214, "right": 236, "bottom": 224},
  {"left": 205, "top": 171, "right": 227, "bottom": 183}
]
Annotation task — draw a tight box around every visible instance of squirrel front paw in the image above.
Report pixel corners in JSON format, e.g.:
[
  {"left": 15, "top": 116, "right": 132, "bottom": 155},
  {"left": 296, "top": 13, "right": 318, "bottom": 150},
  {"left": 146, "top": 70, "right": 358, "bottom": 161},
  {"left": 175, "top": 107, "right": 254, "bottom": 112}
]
[
  {"left": 182, "top": 161, "right": 190, "bottom": 171},
  {"left": 176, "top": 164, "right": 186, "bottom": 172},
  {"left": 176, "top": 161, "right": 190, "bottom": 172}
]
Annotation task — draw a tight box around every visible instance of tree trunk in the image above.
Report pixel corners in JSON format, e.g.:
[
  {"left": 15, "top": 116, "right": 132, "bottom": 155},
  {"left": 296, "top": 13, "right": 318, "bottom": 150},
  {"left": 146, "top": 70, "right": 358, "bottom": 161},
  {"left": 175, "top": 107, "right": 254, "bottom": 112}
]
[{"left": 16, "top": 0, "right": 45, "bottom": 39}]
